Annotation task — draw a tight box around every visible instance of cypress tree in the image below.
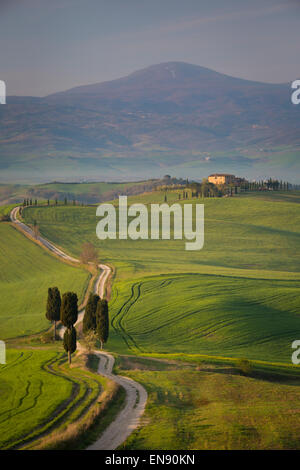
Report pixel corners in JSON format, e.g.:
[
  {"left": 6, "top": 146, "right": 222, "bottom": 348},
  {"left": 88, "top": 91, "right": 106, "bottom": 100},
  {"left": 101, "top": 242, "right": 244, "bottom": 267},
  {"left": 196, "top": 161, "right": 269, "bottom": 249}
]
[
  {"left": 60, "top": 292, "right": 78, "bottom": 328},
  {"left": 96, "top": 299, "right": 109, "bottom": 349},
  {"left": 46, "top": 287, "right": 61, "bottom": 340},
  {"left": 60, "top": 292, "right": 78, "bottom": 363},
  {"left": 63, "top": 326, "right": 77, "bottom": 363},
  {"left": 83, "top": 293, "right": 100, "bottom": 334}
]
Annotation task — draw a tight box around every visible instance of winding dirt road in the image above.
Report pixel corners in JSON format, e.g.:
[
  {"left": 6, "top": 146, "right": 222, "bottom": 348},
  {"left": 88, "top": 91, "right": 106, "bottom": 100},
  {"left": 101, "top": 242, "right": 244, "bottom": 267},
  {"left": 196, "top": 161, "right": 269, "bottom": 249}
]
[{"left": 10, "top": 206, "right": 147, "bottom": 450}]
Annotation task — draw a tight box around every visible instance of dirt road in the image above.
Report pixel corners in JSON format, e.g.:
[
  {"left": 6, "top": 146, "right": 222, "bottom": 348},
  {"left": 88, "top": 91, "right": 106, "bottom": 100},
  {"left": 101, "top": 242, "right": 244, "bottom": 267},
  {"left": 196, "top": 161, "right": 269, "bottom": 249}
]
[{"left": 10, "top": 206, "right": 147, "bottom": 450}]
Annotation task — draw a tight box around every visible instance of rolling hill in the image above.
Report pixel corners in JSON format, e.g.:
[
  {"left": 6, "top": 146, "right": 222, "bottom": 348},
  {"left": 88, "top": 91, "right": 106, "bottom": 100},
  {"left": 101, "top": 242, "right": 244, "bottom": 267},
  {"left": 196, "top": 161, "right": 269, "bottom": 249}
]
[{"left": 1, "top": 62, "right": 299, "bottom": 182}]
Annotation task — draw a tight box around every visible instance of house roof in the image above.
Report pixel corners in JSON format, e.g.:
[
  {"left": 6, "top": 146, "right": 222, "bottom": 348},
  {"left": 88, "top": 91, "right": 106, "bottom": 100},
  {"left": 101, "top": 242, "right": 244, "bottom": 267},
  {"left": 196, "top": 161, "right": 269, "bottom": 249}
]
[{"left": 208, "top": 174, "right": 235, "bottom": 177}]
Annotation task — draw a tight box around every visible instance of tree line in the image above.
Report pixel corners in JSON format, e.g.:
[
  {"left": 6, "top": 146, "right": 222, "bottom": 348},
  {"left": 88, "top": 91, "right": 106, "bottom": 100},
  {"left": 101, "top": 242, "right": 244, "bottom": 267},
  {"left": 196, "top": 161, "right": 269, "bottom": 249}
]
[
  {"left": 179, "top": 178, "right": 292, "bottom": 199},
  {"left": 23, "top": 197, "right": 83, "bottom": 207},
  {"left": 46, "top": 288, "right": 109, "bottom": 364}
]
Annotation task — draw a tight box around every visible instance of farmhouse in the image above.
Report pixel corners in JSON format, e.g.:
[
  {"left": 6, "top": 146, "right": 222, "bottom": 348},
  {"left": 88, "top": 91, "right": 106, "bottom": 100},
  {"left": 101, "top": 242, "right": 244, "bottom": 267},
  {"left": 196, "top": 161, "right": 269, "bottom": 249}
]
[{"left": 208, "top": 173, "right": 236, "bottom": 185}]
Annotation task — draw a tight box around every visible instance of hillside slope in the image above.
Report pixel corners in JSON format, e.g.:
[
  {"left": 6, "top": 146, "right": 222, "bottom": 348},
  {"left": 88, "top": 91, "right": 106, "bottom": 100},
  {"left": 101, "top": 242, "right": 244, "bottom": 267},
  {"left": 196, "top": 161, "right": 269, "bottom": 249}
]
[{"left": 1, "top": 62, "right": 299, "bottom": 182}]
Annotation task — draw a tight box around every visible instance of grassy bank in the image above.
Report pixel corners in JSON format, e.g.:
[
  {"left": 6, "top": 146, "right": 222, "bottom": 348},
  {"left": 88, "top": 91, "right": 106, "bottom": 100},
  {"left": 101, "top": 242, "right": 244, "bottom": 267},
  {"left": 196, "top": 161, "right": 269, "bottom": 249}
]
[{"left": 0, "top": 222, "right": 89, "bottom": 339}]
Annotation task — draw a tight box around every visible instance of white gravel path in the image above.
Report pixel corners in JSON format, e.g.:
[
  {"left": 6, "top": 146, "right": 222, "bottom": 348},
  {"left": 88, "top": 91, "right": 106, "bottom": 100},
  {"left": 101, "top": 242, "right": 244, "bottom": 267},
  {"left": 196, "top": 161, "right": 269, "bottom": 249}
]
[{"left": 10, "top": 206, "right": 147, "bottom": 450}]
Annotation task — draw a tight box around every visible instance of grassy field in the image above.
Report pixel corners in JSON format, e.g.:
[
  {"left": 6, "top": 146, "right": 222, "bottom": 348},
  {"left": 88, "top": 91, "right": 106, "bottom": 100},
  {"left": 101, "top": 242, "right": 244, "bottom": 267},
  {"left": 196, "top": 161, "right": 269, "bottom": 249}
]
[
  {"left": 1, "top": 190, "right": 300, "bottom": 450},
  {"left": 0, "top": 349, "right": 72, "bottom": 449},
  {"left": 0, "top": 180, "right": 149, "bottom": 205},
  {"left": 0, "top": 222, "right": 89, "bottom": 339},
  {"left": 23, "top": 191, "right": 300, "bottom": 277},
  {"left": 23, "top": 191, "right": 300, "bottom": 363},
  {"left": 108, "top": 273, "right": 300, "bottom": 362},
  {"left": 0, "top": 347, "right": 123, "bottom": 450},
  {"left": 0, "top": 203, "right": 16, "bottom": 217},
  {"left": 116, "top": 356, "right": 300, "bottom": 450}
]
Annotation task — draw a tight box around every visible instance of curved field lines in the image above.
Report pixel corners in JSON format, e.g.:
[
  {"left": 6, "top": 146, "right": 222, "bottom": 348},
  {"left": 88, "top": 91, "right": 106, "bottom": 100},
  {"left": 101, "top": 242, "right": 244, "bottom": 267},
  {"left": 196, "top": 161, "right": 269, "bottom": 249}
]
[
  {"left": 0, "top": 349, "right": 109, "bottom": 450},
  {"left": 111, "top": 282, "right": 143, "bottom": 351},
  {"left": 110, "top": 274, "right": 300, "bottom": 362}
]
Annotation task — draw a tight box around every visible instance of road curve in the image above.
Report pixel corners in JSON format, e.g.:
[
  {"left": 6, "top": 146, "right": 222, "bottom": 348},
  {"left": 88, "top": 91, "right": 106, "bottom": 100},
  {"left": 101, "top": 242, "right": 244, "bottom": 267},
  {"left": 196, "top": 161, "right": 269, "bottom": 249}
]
[
  {"left": 87, "top": 351, "right": 147, "bottom": 450},
  {"left": 10, "top": 206, "right": 147, "bottom": 450}
]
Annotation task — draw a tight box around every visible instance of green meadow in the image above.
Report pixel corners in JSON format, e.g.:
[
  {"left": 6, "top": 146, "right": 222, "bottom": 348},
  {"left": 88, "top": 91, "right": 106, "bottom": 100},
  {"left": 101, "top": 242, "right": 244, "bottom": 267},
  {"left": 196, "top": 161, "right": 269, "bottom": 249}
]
[
  {"left": 0, "top": 348, "right": 121, "bottom": 450},
  {"left": 0, "top": 222, "right": 89, "bottom": 339},
  {"left": 116, "top": 356, "right": 300, "bottom": 450},
  {"left": 108, "top": 273, "right": 300, "bottom": 362},
  {"left": 0, "top": 180, "right": 147, "bottom": 205},
  {"left": 23, "top": 191, "right": 300, "bottom": 363},
  {"left": 0, "top": 349, "right": 71, "bottom": 449},
  {"left": 0, "top": 190, "right": 299, "bottom": 450}
]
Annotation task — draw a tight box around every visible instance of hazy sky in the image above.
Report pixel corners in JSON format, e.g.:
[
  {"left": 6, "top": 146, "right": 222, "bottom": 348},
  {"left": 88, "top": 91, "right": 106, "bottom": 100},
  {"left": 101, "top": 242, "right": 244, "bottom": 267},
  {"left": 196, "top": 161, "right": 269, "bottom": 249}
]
[{"left": 0, "top": 0, "right": 299, "bottom": 96}]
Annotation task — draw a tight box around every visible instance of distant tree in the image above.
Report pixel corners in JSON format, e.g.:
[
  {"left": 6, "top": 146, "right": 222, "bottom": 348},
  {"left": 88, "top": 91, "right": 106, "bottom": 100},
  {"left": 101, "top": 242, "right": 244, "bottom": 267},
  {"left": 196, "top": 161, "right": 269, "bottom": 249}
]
[
  {"left": 33, "top": 219, "right": 39, "bottom": 239},
  {"left": 80, "top": 242, "right": 99, "bottom": 265},
  {"left": 29, "top": 199, "right": 32, "bottom": 206},
  {"left": 63, "top": 326, "right": 77, "bottom": 361},
  {"left": 236, "top": 358, "right": 253, "bottom": 376},
  {"left": 34, "top": 199, "right": 37, "bottom": 206},
  {"left": 96, "top": 299, "right": 109, "bottom": 350},
  {"left": 60, "top": 292, "right": 78, "bottom": 364},
  {"left": 47, "top": 199, "right": 50, "bottom": 206},
  {"left": 46, "top": 287, "right": 61, "bottom": 340},
  {"left": 83, "top": 293, "right": 100, "bottom": 334},
  {"left": 55, "top": 198, "right": 58, "bottom": 206},
  {"left": 164, "top": 193, "right": 167, "bottom": 203},
  {"left": 0, "top": 214, "right": 10, "bottom": 222}
]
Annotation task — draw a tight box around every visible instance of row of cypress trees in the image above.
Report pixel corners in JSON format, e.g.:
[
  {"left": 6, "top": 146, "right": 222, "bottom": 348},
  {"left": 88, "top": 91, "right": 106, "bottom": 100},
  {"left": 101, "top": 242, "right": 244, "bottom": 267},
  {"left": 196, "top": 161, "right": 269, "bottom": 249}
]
[
  {"left": 46, "top": 288, "right": 78, "bottom": 364},
  {"left": 46, "top": 287, "right": 109, "bottom": 364}
]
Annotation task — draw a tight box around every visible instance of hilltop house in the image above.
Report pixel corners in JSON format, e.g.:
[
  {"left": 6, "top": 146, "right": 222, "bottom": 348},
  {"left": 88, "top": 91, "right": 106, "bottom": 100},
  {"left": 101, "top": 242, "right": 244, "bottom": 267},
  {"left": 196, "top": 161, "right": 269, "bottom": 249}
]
[{"left": 208, "top": 174, "right": 236, "bottom": 185}]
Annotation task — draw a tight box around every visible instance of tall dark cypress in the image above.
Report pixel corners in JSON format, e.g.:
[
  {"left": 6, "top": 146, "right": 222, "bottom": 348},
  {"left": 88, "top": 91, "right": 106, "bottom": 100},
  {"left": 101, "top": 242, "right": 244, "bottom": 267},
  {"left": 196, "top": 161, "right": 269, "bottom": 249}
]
[
  {"left": 60, "top": 292, "right": 78, "bottom": 363},
  {"left": 96, "top": 299, "right": 109, "bottom": 350},
  {"left": 83, "top": 293, "right": 100, "bottom": 334},
  {"left": 63, "top": 326, "right": 77, "bottom": 357},
  {"left": 46, "top": 287, "right": 61, "bottom": 340}
]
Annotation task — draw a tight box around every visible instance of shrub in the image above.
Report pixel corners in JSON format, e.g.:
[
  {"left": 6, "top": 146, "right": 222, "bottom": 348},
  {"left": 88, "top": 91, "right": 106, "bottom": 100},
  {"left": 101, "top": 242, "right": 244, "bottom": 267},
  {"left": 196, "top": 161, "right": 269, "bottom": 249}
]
[{"left": 236, "top": 358, "right": 253, "bottom": 376}]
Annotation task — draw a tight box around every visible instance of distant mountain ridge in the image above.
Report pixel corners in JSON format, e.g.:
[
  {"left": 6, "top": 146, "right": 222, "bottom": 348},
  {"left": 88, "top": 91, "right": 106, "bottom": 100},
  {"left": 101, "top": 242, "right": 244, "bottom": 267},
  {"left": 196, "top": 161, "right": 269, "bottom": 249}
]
[{"left": 1, "top": 62, "right": 299, "bottom": 182}]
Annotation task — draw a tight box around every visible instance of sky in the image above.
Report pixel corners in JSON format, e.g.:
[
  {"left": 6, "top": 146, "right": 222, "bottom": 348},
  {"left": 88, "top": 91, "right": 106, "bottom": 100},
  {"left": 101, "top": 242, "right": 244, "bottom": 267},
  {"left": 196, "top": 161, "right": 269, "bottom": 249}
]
[{"left": 0, "top": 0, "right": 299, "bottom": 96}]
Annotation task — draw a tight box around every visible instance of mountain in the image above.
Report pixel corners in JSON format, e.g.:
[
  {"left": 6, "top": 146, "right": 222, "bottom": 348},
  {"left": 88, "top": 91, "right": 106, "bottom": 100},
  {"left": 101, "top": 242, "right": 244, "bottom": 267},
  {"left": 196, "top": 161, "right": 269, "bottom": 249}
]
[{"left": 0, "top": 62, "right": 299, "bottom": 182}]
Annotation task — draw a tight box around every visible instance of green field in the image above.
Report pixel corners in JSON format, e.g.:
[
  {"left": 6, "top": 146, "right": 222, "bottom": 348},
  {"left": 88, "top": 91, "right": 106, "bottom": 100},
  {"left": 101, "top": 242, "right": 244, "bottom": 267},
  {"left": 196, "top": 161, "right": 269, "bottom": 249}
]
[
  {"left": 0, "top": 349, "right": 72, "bottom": 449},
  {"left": 0, "top": 180, "right": 149, "bottom": 205},
  {"left": 0, "top": 222, "right": 89, "bottom": 339},
  {"left": 0, "top": 348, "right": 121, "bottom": 450},
  {"left": 3, "top": 190, "right": 299, "bottom": 450},
  {"left": 108, "top": 273, "right": 300, "bottom": 362},
  {"left": 23, "top": 191, "right": 300, "bottom": 277},
  {"left": 116, "top": 356, "right": 300, "bottom": 450},
  {"left": 23, "top": 191, "right": 300, "bottom": 363},
  {"left": 0, "top": 203, "right": 15, "bottom": 217}
]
